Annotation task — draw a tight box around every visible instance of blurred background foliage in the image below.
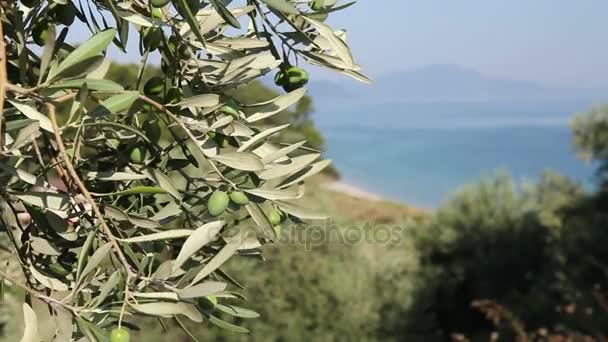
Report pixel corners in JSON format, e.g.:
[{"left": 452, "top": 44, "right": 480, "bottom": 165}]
[{"left": 125, "top": 103, "right": 608, "bottom": 340}]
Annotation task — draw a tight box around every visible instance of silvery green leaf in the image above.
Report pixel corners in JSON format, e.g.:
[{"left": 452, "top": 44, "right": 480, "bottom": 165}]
[
  {"left": 261, "top": 0, "right": 299, "bottom": 14},
  {"left": 216, "top": 304, "right": 260, "bottom": 318},
  {"left": 302, "top": 17, "right": 354, "bottom": 68},
  {"left": 30, "top": 237, "right": 61, "bottom": 256},
  {"left": 49, "top": 29, "right": 116, "bottom": 80},
  {"left": 237, "top": 124, "right": 290, "bottom": 152},
  {"left": 90, "top": 91, "right": 139, "bottom": 116},
  {"left": 93, "top": 270, "right": 120, "bottom": 307},
  {"left": 275, "top": 200, "right": 328, "bottom": 220},
  {"left": 177, "top": 281, "right": 227, "bottom": 299},
  {"left": 244, "top": 88, "right": 307, "bottom": 122},
  {"left": 172, "top": 221, "right": 225, "bottom": 273},
  {"left": 0, "top": 163, "right": 38, "bottom": 185},
  {"left": 80, "top": 242, "right": 112, "bottom": 279},
  {"left": 120, "top": 229, "right": 194, "bottom": 243},
  {"left": 173, "top": 94, "right": 220, "bottom": 108},
  {"left": 14, "top": 192, "right": 71, "bottom": 211},
  {"left": 208, "top": 315, "right": 249, "bottom": 333},
  {"left": 257, "top": 153, "right": 320, "bottom": 180},
  {"left": 212, "top": 152, "right": 264, "bottom": 171},
  {"left": 10, "top": 122, "right": 41, "bottom": 150},
  {"left": 190, "top": 230, "right": 248, "bottom": 284},
  {"left": 261, "top": 140, "right": 307, "bottom": 164},
  {"left": 244, "top": 187, "right": 301, "bottom": 200},
  {"left": 48, "top": 79, "right": 123, "bottom": 91},
  {"left": 29, "top": 266, "right": 69, "bottom": 291},
  {"left": 85, "top": 171, "right": 147, "bottom": 181},
  {"left": 278, "top": 159, "right": 332, "bottom": 188},
  {"left": 20, "top": 303, "right": 38, "bottom": 342},
  {"left": 142, "top": 168, "right": 182, "bottom": 201},
  {"left": 131, "top": 302, "right": 203, "bottom": 322},
  {"left": 132, "top": 292, "right": 180, "bottom": 301},
  {"left": 8, "top": 101, "right": 53, "bottom": 132}
]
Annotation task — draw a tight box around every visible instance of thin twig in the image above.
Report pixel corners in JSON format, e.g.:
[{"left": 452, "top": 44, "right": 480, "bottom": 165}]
[
  {"left": 0, "top": 18, "right": 7, "bottom": 151},
  {"left": 46, "top": 102, "right": 136, "bottom": 279}
]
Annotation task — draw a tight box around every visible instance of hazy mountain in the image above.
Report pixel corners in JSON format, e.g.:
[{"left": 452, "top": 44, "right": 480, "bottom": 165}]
[{"left": 309, "top": 64, "right": 607, "bottom": 103}]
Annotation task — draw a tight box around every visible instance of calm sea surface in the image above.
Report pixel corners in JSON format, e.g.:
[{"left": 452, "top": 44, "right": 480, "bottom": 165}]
[{"left": 315, "top": 100, "right": 599, "bottom": 208}]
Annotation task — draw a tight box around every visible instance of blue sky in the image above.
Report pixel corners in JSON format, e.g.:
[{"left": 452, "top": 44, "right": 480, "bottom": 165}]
[
  {"left": 326, "top": 0, "right": 608, "bottom": 87},
  {"left": 98, "top": 0, "right": 608, "bottom": 88}
]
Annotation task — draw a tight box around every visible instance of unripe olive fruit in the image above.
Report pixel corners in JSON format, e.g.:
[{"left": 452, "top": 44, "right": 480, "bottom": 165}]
[
  {"left": 151, "top": 0, "right": 170, "bottom": 8},
  {"left": 230, "top": 191, "right": 249, "bottom": 205},
  {"left": 52, "top": 3, "right": 76, "bottom": 26},
  {"left": 208, "top": 191, "right": 229, "bottom": 216},
  {"left": 287, "top": 66, "right": 309, "bottom": 85},
  {"left": 311, "top": 0, "right": 325, "bottom": 11},
  {"left": 143, "top": 77, "right": 165, "bottom": 96},
  {"left": 32, "top": 22, "right": 53, "bottom": 46},
  {"left": 143, "top": 120, "right": 161, "bottom": 144},
  {"left": 110, "top": 328, "right": 130, "bottom": 342},
  {"left": 166, "top": 87, "right": 183, "bottom": 104},
  {"left": 268, "top": 209, "right": 282, "bottom": 225},
  {"left": 129, "top": 146, "right": 146, "bottom": 164},
  {"left": 143, "top": 27, "right": 163, "bottom": 51},
  {"left": 151, "top": 7, "right": 164, "bottom": 19},
  {"left": 200, "top": 295, "right": 218, "bottom": 310},
  {"left": 274, "top": 71, "right": 286, "bottom": 86},
  {"left": 21, "top": 0, "right": 39, "bottom": 8}
]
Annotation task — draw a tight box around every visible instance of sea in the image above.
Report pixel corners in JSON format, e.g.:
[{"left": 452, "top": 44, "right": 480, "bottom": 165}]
[{"left": 314, "top": 99, "right": 601, "bottom": 208}]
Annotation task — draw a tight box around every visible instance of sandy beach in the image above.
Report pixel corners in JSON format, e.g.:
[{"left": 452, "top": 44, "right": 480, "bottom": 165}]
[{"left": 324, "top": 181, "right": 385, "bottom": 201}]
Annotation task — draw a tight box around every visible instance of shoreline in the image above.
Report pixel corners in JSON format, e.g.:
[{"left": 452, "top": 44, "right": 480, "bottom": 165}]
[{"left": 324, "top": 181, "right": 385, "bottom": 201}]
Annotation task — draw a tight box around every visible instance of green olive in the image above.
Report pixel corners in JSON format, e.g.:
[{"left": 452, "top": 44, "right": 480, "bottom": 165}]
[
  {"left": 143, "top": 120, "right": 161, "bottom": 144},
  {"left": 110, "top": 328, "right": 130, "bottom": 342},
  {"left": 268, "top": 209, "right": 282, "bottom": 225},
  {"left": 208, "top": 191, "right": 229, "bottom": 216},
  {"left": 166, "top": 87, "right": 183, "bottom": 104},
  {"left": 151, "top": 7, "right": 164, "bottom": 19},
  {"left": 21, "top": 0, "right": 39, "bottom": 8},
  {"left": 200, "top": 295, "right": 218, "bottom": 310},
  {"left": 274, "top": 71, "right": 286, "bottom": 86},
  {"left": 230, "top": 191, "right": 249, "bottom": 205},
  {"left": 143, "top": 76, "right": 165, "bottom": 96},
  {"left": 151, "top": 0, "right": 170, "bottom": 8},
  {"left": 129, "top": 146, "right": 146, "bottom": 164},
  {"left": 32, "top": 21, "right": 53, "bottom": 46},
  {"left": 143, "top": 26, "right": 163, "bottom": 51},
  {"left": 311, "top": 0, "right": 325, "bottom": 11},
  {"left": 52, "top": 3, "right": 76, "bottom": 26}
]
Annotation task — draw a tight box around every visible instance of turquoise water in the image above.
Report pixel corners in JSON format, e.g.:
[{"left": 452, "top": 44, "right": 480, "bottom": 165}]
[{"left": 315, "top": 100, "right": 599, "bottom": 208}]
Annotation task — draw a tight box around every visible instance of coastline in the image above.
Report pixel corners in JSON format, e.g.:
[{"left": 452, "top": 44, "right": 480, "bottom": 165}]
[{"left": 324, "top": 181, "right": 385, "bottom": 201}]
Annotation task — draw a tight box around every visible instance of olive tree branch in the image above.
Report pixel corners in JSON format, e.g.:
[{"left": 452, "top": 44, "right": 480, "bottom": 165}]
[
  {"left": 0, "top": 18, "right": 7, "bottom": 151},
  {"left": 0, "top": 270, "right": 79, "bottom": 316},
  {"left": 45, "top": 102, "right": 137, "bottom": 280}
]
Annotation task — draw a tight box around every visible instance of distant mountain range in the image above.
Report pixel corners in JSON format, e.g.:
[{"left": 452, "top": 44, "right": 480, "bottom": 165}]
[{"left": 308, "top": 64, "right": 608, "bottom": 103}]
